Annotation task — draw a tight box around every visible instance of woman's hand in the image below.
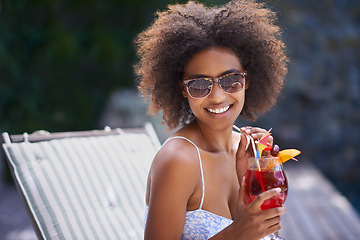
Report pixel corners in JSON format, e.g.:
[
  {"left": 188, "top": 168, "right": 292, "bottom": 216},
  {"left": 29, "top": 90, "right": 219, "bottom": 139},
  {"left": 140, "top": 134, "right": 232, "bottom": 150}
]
[
  {"left": 235, "top": 126, "right": 274, "bottom": 184},
  {"left": 241, "top": 126, "right": 274, "bottom": 150},
  {"left": 231, "top": 179, "right": 286, "bottom": 240}
]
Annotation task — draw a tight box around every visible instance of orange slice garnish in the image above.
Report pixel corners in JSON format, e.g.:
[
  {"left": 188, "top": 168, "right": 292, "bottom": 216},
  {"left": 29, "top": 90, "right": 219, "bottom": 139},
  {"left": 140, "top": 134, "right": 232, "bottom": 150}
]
[
  {"left": 266, "top": 149, "right": 301, "bottom": 169},
  {"left": 278, "top": 149, "right": 301, "bottom": 163}
]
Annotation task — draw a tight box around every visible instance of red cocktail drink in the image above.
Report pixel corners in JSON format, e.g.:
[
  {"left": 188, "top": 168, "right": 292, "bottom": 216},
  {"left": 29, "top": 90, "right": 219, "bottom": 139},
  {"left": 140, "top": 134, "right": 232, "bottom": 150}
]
[{"left": 245, "top": 169, "right": 288, "bottom": 210}]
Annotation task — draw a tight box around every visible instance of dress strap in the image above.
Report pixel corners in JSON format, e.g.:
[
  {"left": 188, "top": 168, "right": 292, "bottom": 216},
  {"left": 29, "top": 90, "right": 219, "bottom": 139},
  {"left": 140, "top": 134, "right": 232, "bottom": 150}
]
[{"left": 163, "top": 136, "right": 205, "bottom": 209}]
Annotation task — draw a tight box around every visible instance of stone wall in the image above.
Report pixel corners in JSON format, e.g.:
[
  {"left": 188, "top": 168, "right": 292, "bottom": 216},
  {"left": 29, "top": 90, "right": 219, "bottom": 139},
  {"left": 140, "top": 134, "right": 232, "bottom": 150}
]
[{"left": 267, "top": 0, "right": 360, "bottom": 212}]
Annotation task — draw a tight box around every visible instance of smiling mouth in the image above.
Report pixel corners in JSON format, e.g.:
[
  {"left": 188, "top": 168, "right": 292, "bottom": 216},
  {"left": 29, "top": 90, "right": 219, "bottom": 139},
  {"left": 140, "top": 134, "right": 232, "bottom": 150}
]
[{"left": 207, "top": 105, "right": 230, "bottom": 114}]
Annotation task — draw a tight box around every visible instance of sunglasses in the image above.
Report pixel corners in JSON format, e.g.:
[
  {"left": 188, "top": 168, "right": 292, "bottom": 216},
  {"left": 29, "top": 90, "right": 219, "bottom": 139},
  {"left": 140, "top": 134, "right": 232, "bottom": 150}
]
[{"left": 182, "top": 71, "right": 247, "bottom": 99}]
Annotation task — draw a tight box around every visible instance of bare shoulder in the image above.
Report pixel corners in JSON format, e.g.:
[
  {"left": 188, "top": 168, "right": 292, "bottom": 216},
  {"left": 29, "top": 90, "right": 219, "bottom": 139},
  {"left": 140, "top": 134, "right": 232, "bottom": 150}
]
[
  {"left": 151, "top": 137, "right": 200, "bottom": 178},
  {"left": 147, "top": 136, "right": 202, "bottom": 207},
  {"left": 145, "top": 136, "right": 203, "bottom": 239}
]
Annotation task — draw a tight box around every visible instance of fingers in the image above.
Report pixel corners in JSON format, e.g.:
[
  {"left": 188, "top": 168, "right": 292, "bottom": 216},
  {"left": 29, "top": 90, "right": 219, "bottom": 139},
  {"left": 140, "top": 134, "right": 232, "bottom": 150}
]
[
  {"left": 263, "top": 207, "right": 286, "bottom": 220},
  {"left": 265, "top": 215, "right": 282, "bottom": 227},
  {"left": 250, "top": 188, "right": 281, "bottom": 210},
  {"left": 234, "top": 184, "right": 286, "bottom": 239},
  {"left": 241, "top": 126, "right": 273, "bottom": 145},
  {"left": 264, "top": 220, "right": 282, "bottom": 236},
  {"left": 263, "top": 208, "right": 286, "bottom": 234},
  {"left": 241, "top": 126, "right": 271, "bottom": 138}
]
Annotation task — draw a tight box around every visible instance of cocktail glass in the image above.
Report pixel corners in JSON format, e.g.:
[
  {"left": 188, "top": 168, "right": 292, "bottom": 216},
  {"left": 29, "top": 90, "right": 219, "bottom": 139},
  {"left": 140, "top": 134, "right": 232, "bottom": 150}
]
[{"left": 244, "top": 156, "right": 288, "bottom": 240}]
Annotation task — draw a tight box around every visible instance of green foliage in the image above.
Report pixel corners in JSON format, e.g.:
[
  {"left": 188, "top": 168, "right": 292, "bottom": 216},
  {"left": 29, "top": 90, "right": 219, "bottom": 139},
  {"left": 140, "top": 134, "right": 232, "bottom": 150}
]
[{"left": 0, "top": 0, "right": 226, "bottom": 133}]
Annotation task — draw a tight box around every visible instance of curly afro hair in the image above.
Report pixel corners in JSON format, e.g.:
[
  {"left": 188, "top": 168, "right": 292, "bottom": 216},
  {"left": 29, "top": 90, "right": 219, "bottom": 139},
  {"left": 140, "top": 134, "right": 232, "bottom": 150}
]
[{"left": 134, "top": 0, "right": 288, "bottom": 130}]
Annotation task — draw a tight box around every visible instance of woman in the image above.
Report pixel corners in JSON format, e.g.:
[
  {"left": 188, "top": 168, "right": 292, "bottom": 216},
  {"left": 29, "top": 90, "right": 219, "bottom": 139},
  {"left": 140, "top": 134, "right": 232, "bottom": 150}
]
[{"left": 135, "top": 1, "right": 288, "bottom": 239}]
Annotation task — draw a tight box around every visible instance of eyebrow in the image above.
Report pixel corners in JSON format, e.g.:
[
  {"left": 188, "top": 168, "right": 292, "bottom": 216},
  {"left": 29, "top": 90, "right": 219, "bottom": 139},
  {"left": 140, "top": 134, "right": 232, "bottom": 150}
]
[{"left": 185, "top": 69, "right": 241, "bottom": 79}]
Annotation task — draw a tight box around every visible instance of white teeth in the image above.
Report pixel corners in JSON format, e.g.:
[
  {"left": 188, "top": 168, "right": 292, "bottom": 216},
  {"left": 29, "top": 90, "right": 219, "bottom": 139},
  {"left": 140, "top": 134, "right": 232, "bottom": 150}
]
[{"left": 207, "top": 105, "right": 230, "bottom": 114}]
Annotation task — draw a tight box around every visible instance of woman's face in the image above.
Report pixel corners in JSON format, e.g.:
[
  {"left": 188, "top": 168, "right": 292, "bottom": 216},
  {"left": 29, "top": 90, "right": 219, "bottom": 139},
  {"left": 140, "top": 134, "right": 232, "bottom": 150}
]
[{"left": 182, "top": 46, "right": 247, "bottom": 131}]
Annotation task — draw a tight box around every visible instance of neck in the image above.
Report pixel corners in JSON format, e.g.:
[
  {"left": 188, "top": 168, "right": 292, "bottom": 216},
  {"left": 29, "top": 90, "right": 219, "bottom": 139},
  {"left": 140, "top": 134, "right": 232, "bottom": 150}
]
[{"left": 192, "top": 119, "right": 235, "bottom": 153}]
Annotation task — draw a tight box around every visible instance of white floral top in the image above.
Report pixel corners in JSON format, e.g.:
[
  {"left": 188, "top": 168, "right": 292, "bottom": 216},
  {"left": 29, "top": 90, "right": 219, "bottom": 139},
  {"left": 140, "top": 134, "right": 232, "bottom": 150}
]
[
  {"left": 181, "top": 208, "right": 233, "bottom": 239},
  {"left": 144, "top": 136, "right": 233, "bottom": 239}
]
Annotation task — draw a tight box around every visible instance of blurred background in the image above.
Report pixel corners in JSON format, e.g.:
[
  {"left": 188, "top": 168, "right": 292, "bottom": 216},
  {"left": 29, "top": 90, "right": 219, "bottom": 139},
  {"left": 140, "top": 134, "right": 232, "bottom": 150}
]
[{"left": 0, "top": 0, "right": 359, "bottom": 217}]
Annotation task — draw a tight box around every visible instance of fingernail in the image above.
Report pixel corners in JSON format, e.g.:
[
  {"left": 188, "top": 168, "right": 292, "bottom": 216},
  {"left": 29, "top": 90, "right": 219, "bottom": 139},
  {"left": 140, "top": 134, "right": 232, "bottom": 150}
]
[{"left": 275, "top": 188, "right": 281, "bottom": 193}]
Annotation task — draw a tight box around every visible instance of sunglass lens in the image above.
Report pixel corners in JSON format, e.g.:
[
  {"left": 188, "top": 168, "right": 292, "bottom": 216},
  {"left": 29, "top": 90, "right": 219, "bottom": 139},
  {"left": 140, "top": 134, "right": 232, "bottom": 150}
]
[
  {"left": 187, "top": 79, "right": 212, "bottom": 98},
  {"left": 220, "top": 74, "right": 244, "bottom": 93}
]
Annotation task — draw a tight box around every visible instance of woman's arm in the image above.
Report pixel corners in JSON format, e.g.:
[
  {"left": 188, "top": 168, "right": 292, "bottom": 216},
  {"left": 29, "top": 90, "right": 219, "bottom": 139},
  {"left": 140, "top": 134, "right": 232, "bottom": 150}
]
[
  {"left": 144, "top": 140, "right": 200, "bottom": 240},
  {"left": 209, "top": 127, "right": 285, "bottom": 240}
]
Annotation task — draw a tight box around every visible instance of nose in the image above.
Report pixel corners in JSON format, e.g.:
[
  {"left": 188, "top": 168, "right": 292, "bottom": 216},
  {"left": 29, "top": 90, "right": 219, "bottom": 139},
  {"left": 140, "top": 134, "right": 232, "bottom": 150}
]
[{"left": 208, "top": 82, "right": 227, "bottom": 101}]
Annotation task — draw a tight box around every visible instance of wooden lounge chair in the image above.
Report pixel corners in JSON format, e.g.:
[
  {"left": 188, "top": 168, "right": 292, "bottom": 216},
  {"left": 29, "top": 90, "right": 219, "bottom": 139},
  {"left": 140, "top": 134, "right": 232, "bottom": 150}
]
[{"left": 2, "top": 122, "right": 160, "bottom": 240}]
